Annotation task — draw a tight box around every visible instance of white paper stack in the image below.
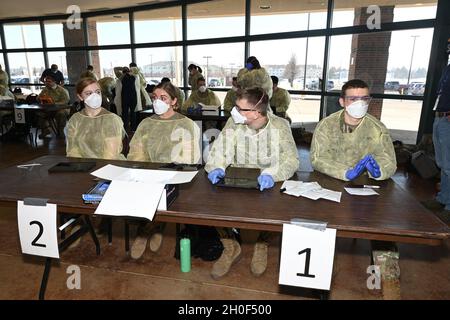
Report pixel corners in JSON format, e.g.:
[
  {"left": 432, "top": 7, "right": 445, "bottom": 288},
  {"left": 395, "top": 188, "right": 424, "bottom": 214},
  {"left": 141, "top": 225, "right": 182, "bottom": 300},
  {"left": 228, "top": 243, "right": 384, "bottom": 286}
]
[
  {"left": 90, "top": 165, "right": 198, "bottom": 220},
  {"left": 281, "top": 180, "right": 342, "bottom": 203}
]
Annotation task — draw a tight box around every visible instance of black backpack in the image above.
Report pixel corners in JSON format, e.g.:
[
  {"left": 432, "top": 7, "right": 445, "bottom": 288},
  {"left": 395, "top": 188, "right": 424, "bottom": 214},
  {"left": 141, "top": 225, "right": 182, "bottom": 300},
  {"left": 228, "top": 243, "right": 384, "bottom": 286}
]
[{"left": 174, "top": 225, "right": 224, "bottom": 261}]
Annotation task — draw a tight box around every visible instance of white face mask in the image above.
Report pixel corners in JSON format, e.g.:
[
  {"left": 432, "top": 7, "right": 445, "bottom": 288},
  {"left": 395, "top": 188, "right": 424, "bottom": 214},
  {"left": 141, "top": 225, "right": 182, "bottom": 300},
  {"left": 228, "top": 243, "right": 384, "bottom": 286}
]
[
  {"left": 199, "top": 85, "right": 207, "bottom": 93},
  {"left": 346, "top": 100, "right": 368, "bottom": 119},
  {"left": 50, "top": 84, "right": 57, "bottom": 89},
  {"left": 231, "top": 86, "right": 238, "bottom": 92},
  {"left": 153, "top": 99, "right": 169, "bottom": 115},
  {"left": 231, "top": 106, "right": 247, "bottom": 124},
  {"left": 84, "top": 92, "right": 102, "bottom": 109}
]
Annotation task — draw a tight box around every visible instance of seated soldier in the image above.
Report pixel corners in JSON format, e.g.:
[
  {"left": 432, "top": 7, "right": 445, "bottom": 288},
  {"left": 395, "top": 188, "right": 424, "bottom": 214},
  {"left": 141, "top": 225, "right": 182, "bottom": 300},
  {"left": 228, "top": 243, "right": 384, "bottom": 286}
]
[
  {"left": 182, "top": 77, "right": 221, "bottom": 113},
  {"left": 310, "top": 79, "right": 397, "bottom": 181}
]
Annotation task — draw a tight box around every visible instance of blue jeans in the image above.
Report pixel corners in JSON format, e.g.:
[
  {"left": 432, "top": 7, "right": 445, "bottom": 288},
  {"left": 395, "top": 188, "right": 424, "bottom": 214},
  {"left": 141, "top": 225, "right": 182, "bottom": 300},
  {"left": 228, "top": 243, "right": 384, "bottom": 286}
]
[{"left": 433, "top": 116, "right": 450, "bottom": 210}]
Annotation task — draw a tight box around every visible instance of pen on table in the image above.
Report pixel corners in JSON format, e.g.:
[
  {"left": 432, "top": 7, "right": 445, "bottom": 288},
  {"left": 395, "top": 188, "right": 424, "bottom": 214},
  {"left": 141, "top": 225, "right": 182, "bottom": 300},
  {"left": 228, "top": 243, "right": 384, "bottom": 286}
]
[
  {"left": 348, "top": 185, "right": 380, "bottom": 189},
  {"left": 17, "top": 163, "right": 42, "bottom": 168},
  {"left": 280, "top": 188, "right": 286, "bottom": 193}
]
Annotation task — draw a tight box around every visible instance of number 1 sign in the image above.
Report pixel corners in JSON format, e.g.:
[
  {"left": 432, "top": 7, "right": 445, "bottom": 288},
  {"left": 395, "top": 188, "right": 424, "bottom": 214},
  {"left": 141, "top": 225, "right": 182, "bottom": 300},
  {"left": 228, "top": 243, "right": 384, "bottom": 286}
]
[
  {"left": 279, "top": 223, "right": 336, "bottom": 291},
  {"left": 17, "top": 200, "right": 59, "bottom": 259}
]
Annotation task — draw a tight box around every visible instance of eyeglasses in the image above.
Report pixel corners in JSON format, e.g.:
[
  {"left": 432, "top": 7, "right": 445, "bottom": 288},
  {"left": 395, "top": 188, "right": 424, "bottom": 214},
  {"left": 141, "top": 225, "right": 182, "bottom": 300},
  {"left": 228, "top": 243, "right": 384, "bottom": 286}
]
[
  {"left": 344, "top": 95, "right": 372, "bottom": 103},
  {"left": 235, "top": 105, "right": 258, "bottom": 112}
]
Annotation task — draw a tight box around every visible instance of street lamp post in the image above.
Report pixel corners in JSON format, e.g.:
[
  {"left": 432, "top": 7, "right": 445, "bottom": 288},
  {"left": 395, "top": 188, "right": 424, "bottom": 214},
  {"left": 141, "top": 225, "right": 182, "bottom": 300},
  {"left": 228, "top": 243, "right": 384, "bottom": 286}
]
[
  {"left": 203, "top": 55, "right": 212, "bottom": 84},
  {"left": 149, "top": 54, "right": 153, "bottom": 80},
  {"left": 407, "top": 35, "right": 419, "bottom": 87}
]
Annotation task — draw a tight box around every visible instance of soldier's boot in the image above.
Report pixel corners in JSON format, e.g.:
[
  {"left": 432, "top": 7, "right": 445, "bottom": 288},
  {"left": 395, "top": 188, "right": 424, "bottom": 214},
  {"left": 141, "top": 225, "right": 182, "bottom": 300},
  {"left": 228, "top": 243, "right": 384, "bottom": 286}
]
[
  {"left": 149, "top": 232, "right": 163, "bottom": 252},
  {"left": 130, "top": 223, "right": 152, "bottom": 260},
  {"left": 250, "top": 241, "right": 268, "bottom": 277},
  {"left": 211, "top": 239, "right": 241, "bottom": 280}
]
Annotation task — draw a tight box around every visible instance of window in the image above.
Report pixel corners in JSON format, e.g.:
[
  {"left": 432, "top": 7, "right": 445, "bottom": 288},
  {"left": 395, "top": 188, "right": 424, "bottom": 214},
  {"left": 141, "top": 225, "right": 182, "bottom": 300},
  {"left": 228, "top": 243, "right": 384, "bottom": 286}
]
[
  {"left": 288, "top": 94, "right": 321, "bottom": 125},
  {"left": 8, "top": 52, "right": 45, "bottom": 94},
  {"left": 251, "top": 1, "right": 328, "bottom": 35},
  {"left": 134, "top": 7, "right": 182, "bottom": 43},
  {"left": 188, "top": 42, "right": 244, "bottom": 88},
  {"left": 44, "top": 20, "right": 86, "bottom": 48},
  {"left": 87, "top": 14, "right": 130, "bottom": 46},
  {"left": 4, "top": 22, "right": 42, "bottom": 49},
  {"left": 379, "top": 98, "right": 421, "bottom": 144},
  {"left": 136, "top": 47, "right": 183, "bottom": 86},
  {"left": 328, "top": 29, "right": 433, "bottom": 95},
  {"left": 332, "top": 0, "right": 437, "bottom": 28},
  {"left": 250, "top": 37, "right": 325, "bottom": 91},
  {"left": 90, "top": 49, "right": 132, "bottom": 78},
  {"left": 187, "top": 0, "right": 245, "bottom": 40}
]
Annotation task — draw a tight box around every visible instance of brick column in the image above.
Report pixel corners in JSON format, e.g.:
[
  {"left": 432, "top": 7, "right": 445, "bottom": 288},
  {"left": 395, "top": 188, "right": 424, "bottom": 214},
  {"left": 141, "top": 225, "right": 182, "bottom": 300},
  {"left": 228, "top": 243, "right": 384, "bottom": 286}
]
[{"left": 348, "top": 6, "right": 394, "bottom": 119}]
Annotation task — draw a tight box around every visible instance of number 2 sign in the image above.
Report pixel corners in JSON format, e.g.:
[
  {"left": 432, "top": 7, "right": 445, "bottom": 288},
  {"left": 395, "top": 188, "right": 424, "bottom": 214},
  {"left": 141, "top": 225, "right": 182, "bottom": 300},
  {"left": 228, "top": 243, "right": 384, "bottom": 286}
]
[
  {"left": 279, "top": 223, "right": 336, "bottom": 291},
  {"left": 17, "top": 200, "right": 59, "bottom": 259}
]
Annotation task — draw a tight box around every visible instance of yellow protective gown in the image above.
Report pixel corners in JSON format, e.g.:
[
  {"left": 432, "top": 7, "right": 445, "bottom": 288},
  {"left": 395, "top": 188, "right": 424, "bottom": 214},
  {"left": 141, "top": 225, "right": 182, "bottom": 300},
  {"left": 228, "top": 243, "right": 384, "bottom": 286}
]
[
  {"left": 205, "top": 113, "right": 299, "bottom": 181},
  {"left": 223, "top": 88, "right": 237, "bottom": 112},
  {"left": 66, "top": 108, "right": 126, "bottom": 160},
  {"left": 237, "top": 67, "right": 273, "bottom": 99},
  {"left": 182, "top": 89, "right": 221, "bottom": 112},
  {"left": 270, "top": 87, "right": 291, "bottom": 113},
  {"left": 127, "top": 112, "right": 201, "bottom": 164},
  {"left": 310, "top": 110, "right": 397, "bottom": 181}
]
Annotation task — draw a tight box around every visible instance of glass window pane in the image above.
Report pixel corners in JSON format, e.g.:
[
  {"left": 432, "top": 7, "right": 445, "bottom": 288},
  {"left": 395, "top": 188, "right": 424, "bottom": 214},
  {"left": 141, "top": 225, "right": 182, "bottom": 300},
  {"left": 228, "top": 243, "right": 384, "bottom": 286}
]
[
  {"left": 251, "top": 1, "right": 327, "bottom": 35},
  {"left": 327, "top": 29, "right": 433, "bottom": 95},
  {"left": 44, "top": 20, "right": 86, "bottom": 48},
  {"left": 4, "top": 23, "right": 43, "bottom": 49},
  {"left": 188, "top": 42, "right": 244, "bottom": 89},
  {"left": 87, "top": 14, "right": 130, "bottom": 46},
  {"left": 8, "top": 52, "right": 45, "bottom": 94},
  {"left": 135, "top": 7, "right": 182, "bottom": 43},
  {"left": 332, "top": 1, "right": 437, "bottom": 28},
  {"left": 90, "top": 49, "right": 132, "bottom": 79},
  {"left": 136, "top": 47, "right": 183, "bottom": 86},
  {"left": 287, "top": 94, "right": 321, "bottom": 125},
  {"left": 379, "top": 98, "right": 420, "bottom": 144},
  {"left": 187, "top": 0, "right": 245, "bottom": 40},
  {"left": 250, "top": 37, "right": 325, "bottom": 91}
]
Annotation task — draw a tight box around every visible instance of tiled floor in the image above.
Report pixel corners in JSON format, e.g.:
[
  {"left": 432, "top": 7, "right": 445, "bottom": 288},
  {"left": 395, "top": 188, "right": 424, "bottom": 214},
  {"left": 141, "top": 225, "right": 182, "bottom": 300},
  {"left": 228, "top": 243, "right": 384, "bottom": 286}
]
[{"left": 0, "top": 134, "right": 449, "bottom": 300}]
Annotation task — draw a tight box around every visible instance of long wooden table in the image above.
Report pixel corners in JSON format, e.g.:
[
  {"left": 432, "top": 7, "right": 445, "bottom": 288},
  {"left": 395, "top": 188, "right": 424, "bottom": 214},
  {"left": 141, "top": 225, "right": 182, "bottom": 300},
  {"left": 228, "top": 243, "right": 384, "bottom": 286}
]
[{"left": 0, "top": 155, "right": 449, "bottom": 246}]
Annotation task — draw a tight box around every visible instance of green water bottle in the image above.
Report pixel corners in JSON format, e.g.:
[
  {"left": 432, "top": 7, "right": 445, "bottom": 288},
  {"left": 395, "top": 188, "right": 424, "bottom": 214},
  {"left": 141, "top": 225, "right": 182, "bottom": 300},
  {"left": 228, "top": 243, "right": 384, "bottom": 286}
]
[{"left": 180, "top": 238, "right": 191, "bottom": 272}]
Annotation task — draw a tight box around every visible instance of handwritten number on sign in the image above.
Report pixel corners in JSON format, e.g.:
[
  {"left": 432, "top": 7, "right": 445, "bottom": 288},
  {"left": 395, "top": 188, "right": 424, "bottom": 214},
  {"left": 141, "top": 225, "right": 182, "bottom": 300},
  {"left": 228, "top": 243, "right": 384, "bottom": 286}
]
[
  {"left": 17, "top": 112, "right": 22, "bottom": 121},
  {"left": 29, "top": 221, "right": 46, "bottom": 248},
  {"left": 296, "top": 248, "right": 315, "bottom": 278}
]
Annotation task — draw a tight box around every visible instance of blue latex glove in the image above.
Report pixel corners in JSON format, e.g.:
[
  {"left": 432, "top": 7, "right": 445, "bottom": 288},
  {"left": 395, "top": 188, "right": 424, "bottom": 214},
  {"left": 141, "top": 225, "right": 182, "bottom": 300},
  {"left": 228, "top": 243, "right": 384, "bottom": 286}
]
[
  {"left": 208, "top": 168, "right": 225, "bottom": 184},
  {"left": 345, "top": 155, "right": 370, "bottom": 180},
  {"left": 258, "top": 174, "right": 275, "bottom": 191},
  {"left": 366, "top": 155, "right": 381, "bottom": 178}
]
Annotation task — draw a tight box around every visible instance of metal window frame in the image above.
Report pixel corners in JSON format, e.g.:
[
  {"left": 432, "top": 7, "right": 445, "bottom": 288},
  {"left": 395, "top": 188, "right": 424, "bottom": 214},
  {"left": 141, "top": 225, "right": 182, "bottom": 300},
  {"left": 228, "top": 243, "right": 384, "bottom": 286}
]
[{"left": 0, "top": 0, "right": 445, "bottom": 142}]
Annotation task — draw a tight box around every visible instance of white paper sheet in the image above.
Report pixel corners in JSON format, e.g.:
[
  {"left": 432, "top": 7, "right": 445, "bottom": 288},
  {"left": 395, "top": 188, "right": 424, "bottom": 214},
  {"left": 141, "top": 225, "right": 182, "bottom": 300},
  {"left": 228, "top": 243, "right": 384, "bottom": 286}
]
[
  {"left": 91, "top": 164, "right": 198, "bottom": 184},
  {"left": 281, "top": 180, "right": 341, "bottom": 203},
  {"left": 95, "top": 180, "right": 166, "bottom": 220},
  {"left": 344, "top": 187, "right": 379, "bottom": 196}
]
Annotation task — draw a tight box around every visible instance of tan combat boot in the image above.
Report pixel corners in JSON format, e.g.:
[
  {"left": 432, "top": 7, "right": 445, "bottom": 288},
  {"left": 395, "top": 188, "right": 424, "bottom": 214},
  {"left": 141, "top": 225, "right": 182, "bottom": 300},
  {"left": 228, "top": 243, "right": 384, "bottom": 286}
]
[
  {"left": 149, "top": 232, "right": 163, "bottom": 252},
  {"left": 250, "top": 241, "right": 268, "bottom": 277},
  {"left": 130, "top": 224, "right": 152, "bottom": 260},
  {"left": 211, "top": 239, "right": 241, "bottom": 280}
]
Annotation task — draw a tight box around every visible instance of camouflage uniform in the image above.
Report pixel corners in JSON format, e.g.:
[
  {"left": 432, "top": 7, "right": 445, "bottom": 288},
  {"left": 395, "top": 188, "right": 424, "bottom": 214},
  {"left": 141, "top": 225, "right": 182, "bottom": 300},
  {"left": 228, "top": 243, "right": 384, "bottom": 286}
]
[{"left": 182, "top": 89, "right": 221, "bottom": 113}]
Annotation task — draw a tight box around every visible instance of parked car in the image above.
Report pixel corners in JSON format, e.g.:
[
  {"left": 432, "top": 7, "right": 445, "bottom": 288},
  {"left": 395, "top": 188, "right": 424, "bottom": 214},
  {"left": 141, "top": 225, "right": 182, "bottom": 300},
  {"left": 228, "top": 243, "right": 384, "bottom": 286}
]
[
  {"left": 306, "top": 79, "right": 334, "bottom": 90},
  {"left": 410, "top": 82, "right": 425, "bottom": 96},
  {"left": 384, "top": 81, "right": 400, "bottom": 91},
  {"left": 208, "top": 79, "right": 221, "bottom": 87}
]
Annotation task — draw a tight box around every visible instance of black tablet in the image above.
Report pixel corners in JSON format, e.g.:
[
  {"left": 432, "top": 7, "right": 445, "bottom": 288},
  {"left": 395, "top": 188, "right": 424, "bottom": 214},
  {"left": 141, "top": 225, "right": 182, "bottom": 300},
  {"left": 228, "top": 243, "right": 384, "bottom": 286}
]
[
  {"left": 215, "top": 167, "right": 260, "bottom": 190},
  {"left": 48, "top": 161, "right": 96, "bottom": 173}
]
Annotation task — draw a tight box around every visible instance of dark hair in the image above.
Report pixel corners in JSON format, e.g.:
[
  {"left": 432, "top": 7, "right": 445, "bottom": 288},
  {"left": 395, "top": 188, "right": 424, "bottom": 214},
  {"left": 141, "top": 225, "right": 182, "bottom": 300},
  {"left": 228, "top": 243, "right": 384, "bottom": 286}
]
[
  {"left": 341, "top": 79, "right": 369, "bottom": 97},
  {"left": 271, "top": 76, "right": 279, "bottom": 85},
  {"left": 197, "top": 76, "right": 206, "bottom": 84},
  {"left": 76, "top": 78, "right": 98, "bottom": 95},
  {"left": 246, "top": 56, "right": 261, "bottom": 69},
  {"left": 129, "top": 62, "right": 137, "bottom": 68},
  {"left": 232, "top": 77, "right": 237, "bottom": 81},
  {"left": 154, "top": 82, "right": 179, "bottom": 109},
  {"left": 50, "top": 64, "right": 58, "bottom": 69},
  {"left": 87, "top": 65, "right": 93, "bottom": 70},
  {"left": 146, "top": 84, "right": 156, "bottom": 93},
  {"left": 236, "top": 87, "right": 269, "bottom": 116},
  {"left": 188, "top": 64, "right": 203, "bottom": 73},
  {"left": 160, "top": 77, "right": 171, "bottom": 83}
]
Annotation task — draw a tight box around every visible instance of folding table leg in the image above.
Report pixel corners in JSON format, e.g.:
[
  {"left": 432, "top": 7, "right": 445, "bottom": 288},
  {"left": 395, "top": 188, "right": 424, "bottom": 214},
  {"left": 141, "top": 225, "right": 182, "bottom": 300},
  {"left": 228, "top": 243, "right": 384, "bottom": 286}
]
[{"left": 39, "top": 258, "right": 53, "bottom": 300}]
